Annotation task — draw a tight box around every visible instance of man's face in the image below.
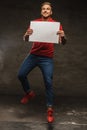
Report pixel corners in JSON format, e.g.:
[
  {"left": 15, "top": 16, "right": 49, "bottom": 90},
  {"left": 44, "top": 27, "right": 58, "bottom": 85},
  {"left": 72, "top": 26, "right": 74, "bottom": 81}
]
[{"left": 41, "top": 4, "right": 52, "bottom": 18}]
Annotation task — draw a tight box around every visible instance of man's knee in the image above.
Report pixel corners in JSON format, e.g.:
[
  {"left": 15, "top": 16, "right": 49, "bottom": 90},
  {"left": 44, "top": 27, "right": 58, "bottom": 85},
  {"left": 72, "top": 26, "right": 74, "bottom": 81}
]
[{"left": 18, "top": 72, "right": 25, "bottom": 81}]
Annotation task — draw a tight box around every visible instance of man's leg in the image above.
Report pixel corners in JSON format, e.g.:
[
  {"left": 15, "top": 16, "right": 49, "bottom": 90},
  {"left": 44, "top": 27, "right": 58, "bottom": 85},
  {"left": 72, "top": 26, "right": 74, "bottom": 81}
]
[
  {"left": 38, "top": 57, "right": 54, "bottom": 122},
  {"left": 18, "top": 54, "right": 37, "bottom": 103}
]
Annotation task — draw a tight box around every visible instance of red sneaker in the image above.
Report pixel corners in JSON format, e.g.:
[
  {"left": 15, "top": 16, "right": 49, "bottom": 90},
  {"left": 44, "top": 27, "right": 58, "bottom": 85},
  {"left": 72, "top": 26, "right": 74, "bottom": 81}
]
[
  {"left": 47, "top": 108, "right": 54, "bottom": 123},
  {"left": 21, "top": 91, "right": 35, "bottom": 104}
]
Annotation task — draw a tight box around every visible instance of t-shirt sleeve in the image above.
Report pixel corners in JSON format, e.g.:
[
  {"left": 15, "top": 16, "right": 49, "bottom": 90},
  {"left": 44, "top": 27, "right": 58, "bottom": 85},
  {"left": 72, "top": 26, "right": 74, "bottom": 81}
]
[{"left": 60, "top": 24, "right": 63, "bottom": 30}]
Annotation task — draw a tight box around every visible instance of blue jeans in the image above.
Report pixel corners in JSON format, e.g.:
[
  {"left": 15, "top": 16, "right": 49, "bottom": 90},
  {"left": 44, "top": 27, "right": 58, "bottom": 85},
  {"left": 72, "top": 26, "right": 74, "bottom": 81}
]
[{"left": 18, "top": 54, "right": 54, "bottom": 107}]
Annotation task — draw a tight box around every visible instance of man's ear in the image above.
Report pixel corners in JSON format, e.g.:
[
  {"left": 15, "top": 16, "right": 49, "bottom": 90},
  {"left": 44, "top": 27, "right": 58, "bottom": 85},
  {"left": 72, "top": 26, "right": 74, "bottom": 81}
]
[{"left": 51, "top": 11, "right": 52, "bottom": 15}]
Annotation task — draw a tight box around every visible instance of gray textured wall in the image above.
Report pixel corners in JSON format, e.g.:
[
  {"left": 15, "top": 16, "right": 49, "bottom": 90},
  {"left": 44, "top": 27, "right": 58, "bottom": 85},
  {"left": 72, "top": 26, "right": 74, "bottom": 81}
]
[{"left": 0, "top": 0, "right": 87, "bottom": 96}]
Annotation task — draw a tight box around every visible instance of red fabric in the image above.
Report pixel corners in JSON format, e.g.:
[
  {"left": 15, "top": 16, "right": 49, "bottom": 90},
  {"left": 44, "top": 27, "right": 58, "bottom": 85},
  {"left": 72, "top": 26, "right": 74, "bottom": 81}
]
[{"left": 29, "top": 18, "right": 63, "bottom": 58}]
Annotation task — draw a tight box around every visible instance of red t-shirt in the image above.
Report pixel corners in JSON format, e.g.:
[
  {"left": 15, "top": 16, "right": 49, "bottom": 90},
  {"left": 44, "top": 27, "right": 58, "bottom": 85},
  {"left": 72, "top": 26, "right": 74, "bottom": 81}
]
[{"left": 29, "top": 18, "right": 63, "bottom": 58}]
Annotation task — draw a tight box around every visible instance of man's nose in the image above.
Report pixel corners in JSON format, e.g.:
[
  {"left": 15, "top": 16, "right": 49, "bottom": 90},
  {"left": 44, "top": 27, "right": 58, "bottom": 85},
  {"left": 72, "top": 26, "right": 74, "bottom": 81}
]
[{"left": 44, "top": 10, "right": 47, "bottom": 12}]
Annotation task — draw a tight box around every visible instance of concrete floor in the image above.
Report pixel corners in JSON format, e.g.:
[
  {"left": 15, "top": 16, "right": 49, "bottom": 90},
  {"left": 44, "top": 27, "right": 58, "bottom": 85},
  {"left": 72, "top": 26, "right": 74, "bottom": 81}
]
[{"left": 0, "top": 94, "right": 87, "bottom": 130}]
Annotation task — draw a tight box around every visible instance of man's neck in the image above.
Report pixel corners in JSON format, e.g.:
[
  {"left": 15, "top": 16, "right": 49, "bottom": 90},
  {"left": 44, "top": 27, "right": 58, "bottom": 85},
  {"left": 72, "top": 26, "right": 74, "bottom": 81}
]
[{"left": 41, "top": 16, "right": 52, "bottom": 21}]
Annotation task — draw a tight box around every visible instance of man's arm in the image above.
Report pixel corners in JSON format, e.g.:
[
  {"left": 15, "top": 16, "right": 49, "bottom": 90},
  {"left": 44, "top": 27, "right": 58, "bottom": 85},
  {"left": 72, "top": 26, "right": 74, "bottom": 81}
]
[
  {"left": 61, "top": 36, "right": 67, "bottom": 45},
  {"left": 23, "top": 28, "right": 33, "bottom": 41},
  {"left": 57, "top": 30, "right": 67, "bottom": 45}
]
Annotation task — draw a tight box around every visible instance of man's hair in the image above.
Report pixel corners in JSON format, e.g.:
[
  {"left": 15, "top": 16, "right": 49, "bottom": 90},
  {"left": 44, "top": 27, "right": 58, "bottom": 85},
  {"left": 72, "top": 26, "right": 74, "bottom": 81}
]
[{"left": 41, "top": 2, "right": 52, "bottom": 9}]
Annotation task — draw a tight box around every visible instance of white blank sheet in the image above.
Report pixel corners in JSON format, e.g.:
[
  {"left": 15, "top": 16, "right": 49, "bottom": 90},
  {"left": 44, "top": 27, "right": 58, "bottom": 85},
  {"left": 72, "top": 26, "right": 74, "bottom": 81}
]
[{"left": 29, "top": 21, "right": 60, "bottom": 44}]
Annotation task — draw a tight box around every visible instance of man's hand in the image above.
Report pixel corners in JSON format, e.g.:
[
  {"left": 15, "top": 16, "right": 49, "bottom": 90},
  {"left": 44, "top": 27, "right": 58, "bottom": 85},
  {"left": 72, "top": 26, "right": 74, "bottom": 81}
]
[
  {"left": 57, "top": 30, "right": 66, "bottom": 45},
  {"left": 23, "top": 29, "right": 33, "bottom": 41},
  {"left": 57, "top": 30, "right": 65, "bottom": 37}
]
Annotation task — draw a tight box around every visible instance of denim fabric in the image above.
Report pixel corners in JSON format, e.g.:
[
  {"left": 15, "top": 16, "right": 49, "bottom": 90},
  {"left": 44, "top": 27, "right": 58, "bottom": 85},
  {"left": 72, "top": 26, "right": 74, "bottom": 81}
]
[{"left": 18, "top": 54, "right": 54, "bottom": 106}]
